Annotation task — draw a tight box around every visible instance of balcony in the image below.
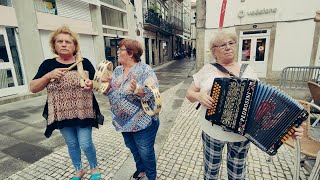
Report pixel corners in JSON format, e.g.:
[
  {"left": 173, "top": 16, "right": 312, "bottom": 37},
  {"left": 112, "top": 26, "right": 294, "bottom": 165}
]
[
  {"left": 171, "top": 16, "right": 183, "bottom": 31},
  {"left": 143, "top": 9, "right": 172, "bottom": 35}
]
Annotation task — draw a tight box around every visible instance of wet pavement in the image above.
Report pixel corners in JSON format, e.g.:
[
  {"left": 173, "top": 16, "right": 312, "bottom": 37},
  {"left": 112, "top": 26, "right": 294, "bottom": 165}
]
[{"left": 1, "top": 57, "right": 319, "bottom": 179}]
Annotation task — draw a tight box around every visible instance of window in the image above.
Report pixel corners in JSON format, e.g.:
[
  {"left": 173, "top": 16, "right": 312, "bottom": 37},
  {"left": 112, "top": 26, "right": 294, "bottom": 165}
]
[
  {"left": 34, "top": 0, "right": 57, "bottom": 15},
  {"left": 130, "top": 0, "right": 134, "bottom": 6},
  {"left": 100, "top": 0, "right": 126, "bottom": 10},
  {"left": 6, "top": 28, "right": 25, "bottom": 86},
  {"left": 101, "top": 6, "right": 127, "bottom": 29},
  {"left": 0, "top": 0, "right": 12, "bottom": 6}
]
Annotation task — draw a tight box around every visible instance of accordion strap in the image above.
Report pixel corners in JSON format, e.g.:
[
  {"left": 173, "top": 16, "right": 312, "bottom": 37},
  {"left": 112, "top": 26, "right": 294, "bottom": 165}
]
[
  {"left": 195, "top": 63, "right": 248, "bottom": 110},
  {"left": 239, "top": 63, "right": 248, "bottom": 78},
  {"left": 212, "top": 63, "right": 248, "bottom": 78}
]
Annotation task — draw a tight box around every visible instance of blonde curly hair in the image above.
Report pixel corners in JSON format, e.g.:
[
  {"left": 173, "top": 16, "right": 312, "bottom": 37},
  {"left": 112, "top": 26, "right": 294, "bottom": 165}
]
[
  {"left": 209, "top": 30, "right": 237, "bottom": 59},
  {"left": 49, "top": 25, "right": 80, "bottom": 55}
]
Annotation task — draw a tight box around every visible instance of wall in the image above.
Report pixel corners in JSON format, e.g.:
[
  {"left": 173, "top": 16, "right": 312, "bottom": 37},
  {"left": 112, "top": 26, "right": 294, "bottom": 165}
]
[
  {"left": 37, "top": 12, "right": 97, "bottom": 35},
  {"left": 272, "top": 20, "right": 315, "bottom": 71},
  {"left": 0, "top": 5, "right": 17, "bottom": 27},
  {"left": 206, "top": 0, "right": 320, "bottom": 28}
]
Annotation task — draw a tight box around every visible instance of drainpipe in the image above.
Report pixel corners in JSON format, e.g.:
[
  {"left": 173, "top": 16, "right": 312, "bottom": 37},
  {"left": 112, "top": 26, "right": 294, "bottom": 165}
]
[{"left": 310, "top": 11, "right": 320, "bottom": 66}]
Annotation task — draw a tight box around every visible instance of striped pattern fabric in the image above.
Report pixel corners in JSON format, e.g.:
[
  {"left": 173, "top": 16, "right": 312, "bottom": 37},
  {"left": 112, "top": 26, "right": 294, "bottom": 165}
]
[{"left": 202, "top": 131, "right": 250, "bottom": 180}]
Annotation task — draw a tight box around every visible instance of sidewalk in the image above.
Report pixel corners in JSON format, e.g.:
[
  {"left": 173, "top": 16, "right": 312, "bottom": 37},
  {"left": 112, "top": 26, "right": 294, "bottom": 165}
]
[
  {"left": 5, "top": 83, "right": 310, "bottom": 179},
  {"left": 2, "top": 58, "right": 314, "bottom": 179}
]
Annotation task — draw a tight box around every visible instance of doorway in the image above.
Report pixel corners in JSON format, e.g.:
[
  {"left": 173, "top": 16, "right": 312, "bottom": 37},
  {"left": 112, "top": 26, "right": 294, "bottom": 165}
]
[
  {"left": 238, "top": 29, "right": 270, "bottom": 78},
  {"left": 0, "top": 26, "right": 26, "bottom": 97},
  {"left": 145, "top": 38, "right": 149, "bottom": 65}
]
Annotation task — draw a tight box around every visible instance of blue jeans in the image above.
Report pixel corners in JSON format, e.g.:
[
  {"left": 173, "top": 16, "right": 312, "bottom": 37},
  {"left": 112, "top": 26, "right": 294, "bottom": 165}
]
[
  {"left": 60, "top": 126, "right": 98, "bottom": 171},
  {"left": 122, "top": 120, "right": 159, "bottom": 180}
]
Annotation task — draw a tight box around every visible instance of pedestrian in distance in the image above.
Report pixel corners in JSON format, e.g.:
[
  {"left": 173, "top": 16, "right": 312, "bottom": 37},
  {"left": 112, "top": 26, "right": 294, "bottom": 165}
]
[
  {"left": 186, "top": 30, "right": 305, "bottom": 180},
  {"left": 101, "top": 38, "right": 160, "bottom": 180},
  {"left": 30, "top": 25, "right": 103, "bottom": 180},
  {"left": 193, "top": 47, "right": 196, "bottom": 58}
]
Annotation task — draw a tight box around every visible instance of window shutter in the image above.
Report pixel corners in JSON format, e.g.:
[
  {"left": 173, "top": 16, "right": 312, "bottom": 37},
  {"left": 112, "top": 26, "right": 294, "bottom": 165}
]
[{"left": 56, "top": 0, "right": 92, "bottom": 21}]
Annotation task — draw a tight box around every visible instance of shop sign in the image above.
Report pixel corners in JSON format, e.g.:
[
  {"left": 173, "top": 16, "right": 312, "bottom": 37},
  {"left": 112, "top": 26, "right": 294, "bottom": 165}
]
[
  {"left": 238, "top": 8, "right": 277, "bottom": 18},
  {"left": 247, "top": 8, "right": 277, "bottom": 16}
]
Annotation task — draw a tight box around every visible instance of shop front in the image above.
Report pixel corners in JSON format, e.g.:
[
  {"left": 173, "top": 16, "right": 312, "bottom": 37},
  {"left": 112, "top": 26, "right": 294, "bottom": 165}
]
[
  {"left": 238, "top": 29, "right": 270, "bottom": 77},
  {"left": 0, "top": 26, "right": 26, "bottom": 97}
]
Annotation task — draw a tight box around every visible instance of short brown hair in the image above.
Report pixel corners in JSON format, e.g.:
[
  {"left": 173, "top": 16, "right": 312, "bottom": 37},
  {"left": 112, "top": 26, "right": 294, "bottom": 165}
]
[
  {"left": 119, "top": 39, "right": 143, "bottom": 62},
  {"left": 49, "top": 25, "right": 80, "bottom": 55}
]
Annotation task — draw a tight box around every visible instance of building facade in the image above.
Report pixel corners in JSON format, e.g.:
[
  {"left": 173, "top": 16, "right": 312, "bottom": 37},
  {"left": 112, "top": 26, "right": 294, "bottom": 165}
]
[
  {"left": 0, "top": 0, "right": 192, "bottom": 98},
  {"left": 202, "top": 0, "right": 320, "bottom": 79},
  {"left": 190, "top": 0, "right": 196, "bottom": 49}
]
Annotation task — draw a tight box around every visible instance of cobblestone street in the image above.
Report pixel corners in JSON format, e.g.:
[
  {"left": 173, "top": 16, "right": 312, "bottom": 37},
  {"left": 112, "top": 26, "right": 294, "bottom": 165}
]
[
  {"left": 1, "top": 59, "right": 317, "bottom": 179},
  {"left": 5, "top": 95, "right": 311, "bottom": 180}
]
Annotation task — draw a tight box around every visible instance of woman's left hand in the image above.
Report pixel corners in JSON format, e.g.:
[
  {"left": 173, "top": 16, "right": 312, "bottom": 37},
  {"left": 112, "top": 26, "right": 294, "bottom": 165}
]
[
  {"left": 129, "top": 79, "right": 138, "bottom": 93},
  {"left": 83, "top": 79, "right": 93, "bottom": 90},
  {"left": 292, "top": 122, "right": 306, "bottom": 140}
]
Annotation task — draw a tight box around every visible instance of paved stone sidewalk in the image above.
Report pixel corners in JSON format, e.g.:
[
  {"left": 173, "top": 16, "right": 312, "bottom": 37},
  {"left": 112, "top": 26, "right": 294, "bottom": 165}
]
[
  {"left": 155, "top": 99, "right": 311, "bottom": 180},
  {"left": 5, "top": 85, "right": 312, "bottom": 179},
  {"left": 4, "top": 81, "right": 185, "bottom": 180}
]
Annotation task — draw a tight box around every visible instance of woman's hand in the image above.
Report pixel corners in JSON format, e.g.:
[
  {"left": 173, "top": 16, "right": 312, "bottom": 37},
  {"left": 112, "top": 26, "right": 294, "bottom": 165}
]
[
  {"left": 46, "top": 68, "right": 68, "bottom": 80},
  {"left": 101, "top": 76, "right": 112, "bottom": 84},
  {"left": 129, "top": 79, "right": 138, "bottom": 93},
  {"left": 292, "top": 122, "right": 306, "bottom": 140},
  {"left": 198, "top": 90, "right": 214, "bottom": 109},
  {"left": 100, "top": 75, "right": 112, "bottom": 94},
  {"left": 82, "top": 79, "right": 93, "bottom": 90}
]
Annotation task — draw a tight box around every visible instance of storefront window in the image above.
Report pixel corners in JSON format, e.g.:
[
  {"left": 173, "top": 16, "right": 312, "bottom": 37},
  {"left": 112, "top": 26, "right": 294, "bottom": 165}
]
[
  {"left": 0, "top": 69, "right": 14, "bottom": 89},
  {"left": 241, "top": 39, "right": 251, "bottom": 61},
  {"left": 255, "top": 38, "right": 266, "bottom": 61},
  {"left": 6, "top": 28, "right": 25, "bottom": 86},
  {"left": 34, "top": 0, "right": 57, "bottom": 15},
  {"left": 0, "top": 35, "right": 9, "bottom": 63},
  {"left": 104, "top": 37, "right": 123, "bottom": 66},
  {"left": 0, "top": 0, "right": 12, "bottom": 6}
]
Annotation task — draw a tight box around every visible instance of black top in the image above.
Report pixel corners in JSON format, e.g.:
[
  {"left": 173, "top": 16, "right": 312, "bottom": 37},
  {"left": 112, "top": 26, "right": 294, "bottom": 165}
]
[{"left": 33, "top": 58, "right": 104, "bottom": 137}]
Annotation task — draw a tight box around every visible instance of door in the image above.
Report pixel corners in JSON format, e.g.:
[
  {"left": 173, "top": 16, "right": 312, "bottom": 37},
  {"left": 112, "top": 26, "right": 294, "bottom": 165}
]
[
  {"left": 238, "top": 29, "right": 270, "bottom": 78},
  {"left": 0, "top": 27, "right": 25, "bottom": 97},
  {"left": 145, "top": 38, "right": 149, "bottom": 65}
]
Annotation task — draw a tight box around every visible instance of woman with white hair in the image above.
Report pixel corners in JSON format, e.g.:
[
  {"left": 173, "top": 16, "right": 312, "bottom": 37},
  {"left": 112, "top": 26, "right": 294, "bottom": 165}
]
[{"left": 186, "top": 30, "right": 304, "bottom": 180}]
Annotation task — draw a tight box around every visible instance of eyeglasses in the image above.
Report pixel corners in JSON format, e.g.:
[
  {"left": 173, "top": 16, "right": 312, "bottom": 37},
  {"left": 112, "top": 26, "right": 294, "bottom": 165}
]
[
  {"left": 118, "top": 48, "right": 127, "bottom": 51},
  {"left": 214, "top": 41, "right": 237, "bottom": 50}
]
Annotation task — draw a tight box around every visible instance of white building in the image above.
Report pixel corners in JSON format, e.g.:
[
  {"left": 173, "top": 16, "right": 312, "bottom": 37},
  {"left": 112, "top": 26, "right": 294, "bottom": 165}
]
[
  {"left": 0, "top": 0, "right": 141, "bottom": 98},
  {"left": 203, "top": 0, "right": 320, "bottom": 79},
  {"left": 190, "top": 0, "right": 196, "bottom": 49}
]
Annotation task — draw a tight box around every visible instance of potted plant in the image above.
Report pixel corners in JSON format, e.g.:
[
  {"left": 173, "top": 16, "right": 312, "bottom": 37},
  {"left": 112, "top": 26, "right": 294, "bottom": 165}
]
[{"left": 148, "top": 3, "right": 158, "bottom": 14}]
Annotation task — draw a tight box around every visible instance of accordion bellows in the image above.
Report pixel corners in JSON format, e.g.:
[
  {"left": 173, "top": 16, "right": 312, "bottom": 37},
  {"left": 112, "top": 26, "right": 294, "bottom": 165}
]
[{"left": 205, "top": 78, "right": 308, "bottom": 155}]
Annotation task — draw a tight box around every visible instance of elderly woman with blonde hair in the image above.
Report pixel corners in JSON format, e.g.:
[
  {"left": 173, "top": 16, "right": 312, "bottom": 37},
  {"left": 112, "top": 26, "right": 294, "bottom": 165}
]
[
  {"left": 30, "top": 25, "right": 103, "bottom": 180},
  {"left": 186, "top": 30, "right": 305, "bottom": 180}
]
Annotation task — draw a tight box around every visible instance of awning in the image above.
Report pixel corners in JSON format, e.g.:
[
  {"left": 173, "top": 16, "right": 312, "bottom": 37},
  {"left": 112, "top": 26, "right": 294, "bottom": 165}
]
[
  {"left": 176, "top": 34, "right": 188, "bottom": 40},
  {"left": 79, "top": 0, "right": 100, "bottom": 6}
]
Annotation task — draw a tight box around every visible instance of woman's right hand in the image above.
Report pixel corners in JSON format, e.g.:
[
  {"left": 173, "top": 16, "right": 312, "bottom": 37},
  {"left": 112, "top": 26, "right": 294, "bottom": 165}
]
[
  {"left": 198, "top": 90, "right": 214, "bottom": 109},
  {"left": 101, "top": 75, "right": 112, "bottom": 94},
  {"left": 46, "top": 68, "right": 68, "bottom": 80},
  {"left": 101, "top": 76, "right": 112, "bottom": 83}
]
